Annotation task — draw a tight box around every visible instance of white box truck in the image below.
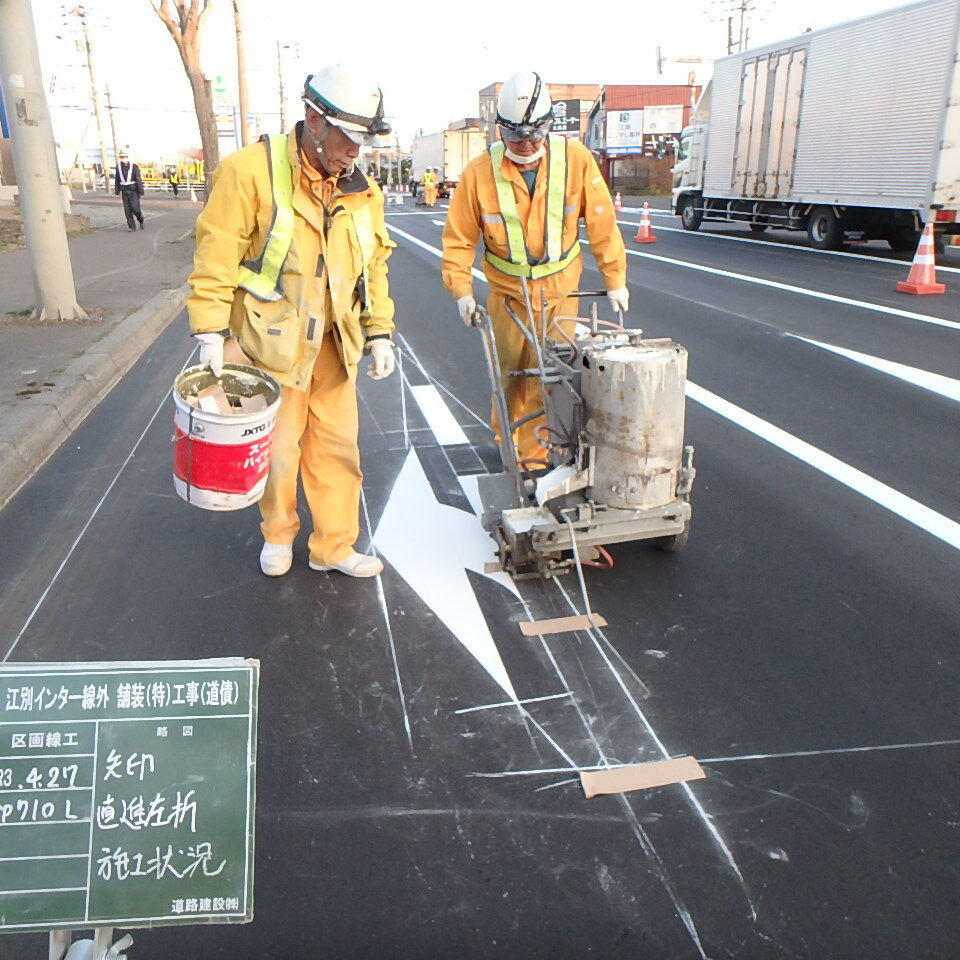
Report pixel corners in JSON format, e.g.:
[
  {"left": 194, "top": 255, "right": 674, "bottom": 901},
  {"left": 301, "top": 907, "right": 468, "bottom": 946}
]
[
  {"left": 411, "top": 128, "right": 486, "bottom": 198},
  {"left": 672, "top": 0, "right": 960, "bottom": 249}
]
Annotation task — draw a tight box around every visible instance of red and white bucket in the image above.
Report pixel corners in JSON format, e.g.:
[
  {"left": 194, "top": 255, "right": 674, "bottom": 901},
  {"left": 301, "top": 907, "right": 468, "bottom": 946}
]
[{"left": 172, "top": 364, "right": 282, "bottom": 511}]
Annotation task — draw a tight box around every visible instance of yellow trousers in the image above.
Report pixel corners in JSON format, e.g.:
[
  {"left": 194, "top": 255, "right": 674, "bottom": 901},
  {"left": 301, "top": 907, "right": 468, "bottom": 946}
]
[
  {"left": 488, "top": 291, "right": 578, "bottom": 464},
  {"left": 424, "top": 184, "right": 437, "bottom": 206},
  {"left": 259, "top": 331, "right": 361, "bottom": 565}
]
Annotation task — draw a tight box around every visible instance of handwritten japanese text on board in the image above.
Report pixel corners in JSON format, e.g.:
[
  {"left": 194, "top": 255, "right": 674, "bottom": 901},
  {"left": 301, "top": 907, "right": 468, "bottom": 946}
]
[{"left": 0, "top": 659, "right": 258, "bottom": 933}]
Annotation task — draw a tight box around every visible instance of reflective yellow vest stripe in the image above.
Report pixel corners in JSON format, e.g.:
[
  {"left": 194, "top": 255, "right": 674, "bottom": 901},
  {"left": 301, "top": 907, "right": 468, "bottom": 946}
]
[
  {"left": 238, "top": 134, "right": 295, "bottom": 302},
  {"left": 484, "top": 134, "right": 581, "bottom": 281}
]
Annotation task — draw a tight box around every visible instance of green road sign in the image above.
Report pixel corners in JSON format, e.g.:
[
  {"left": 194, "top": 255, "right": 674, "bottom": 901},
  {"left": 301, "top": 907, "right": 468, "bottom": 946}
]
[{"left": 0, "top": 659, "right": 258, "bottom": 934}]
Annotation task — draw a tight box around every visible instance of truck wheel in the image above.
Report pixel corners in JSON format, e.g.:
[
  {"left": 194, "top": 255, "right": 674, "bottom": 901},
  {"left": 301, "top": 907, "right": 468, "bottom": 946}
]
[
  {"left": 887, "top": 228, "right": 920, "bottom": 252},
  {"left": 807, "top": 207, "right": 843, "bottom": 250},
  {"left": 679, "top": 197, "right": 702, "bottom": 231}
]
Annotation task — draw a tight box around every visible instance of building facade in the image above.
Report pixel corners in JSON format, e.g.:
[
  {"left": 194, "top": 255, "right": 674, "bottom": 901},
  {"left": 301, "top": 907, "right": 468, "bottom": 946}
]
[{"left": 585, "top": 84, "right": 702, "bottom": 193}]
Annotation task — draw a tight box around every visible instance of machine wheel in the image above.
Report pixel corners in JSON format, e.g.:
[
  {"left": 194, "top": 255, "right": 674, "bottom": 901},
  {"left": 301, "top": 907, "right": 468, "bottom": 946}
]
[
  {"left": 656, "top": 521, "right": 690, "bottom": 553},
  {"left": 679, "top": 197, "right": 703, "bottom": 231},
  {"left": 749, "top": 222, "right": 769, "bottom": 234},
  {"left": 807, "top": 207, "right": 843, "bottom": 250}
]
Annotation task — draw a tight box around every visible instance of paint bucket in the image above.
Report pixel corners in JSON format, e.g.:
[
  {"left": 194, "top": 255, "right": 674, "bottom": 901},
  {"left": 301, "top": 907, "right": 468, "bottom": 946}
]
[{"left": 172, "top": 363, "right": 282, "bottom": 511}]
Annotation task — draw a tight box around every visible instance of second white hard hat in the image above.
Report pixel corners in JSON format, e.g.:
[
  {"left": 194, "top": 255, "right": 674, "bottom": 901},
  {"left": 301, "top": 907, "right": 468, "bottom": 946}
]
[{"left": 496, "top": 71, "right": 553, "bottom": 139}]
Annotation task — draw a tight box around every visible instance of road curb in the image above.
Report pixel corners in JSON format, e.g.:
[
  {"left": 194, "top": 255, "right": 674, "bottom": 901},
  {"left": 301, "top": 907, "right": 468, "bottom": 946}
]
[{"left": 0, "top": 283, "right": 189, "bottom": 510}]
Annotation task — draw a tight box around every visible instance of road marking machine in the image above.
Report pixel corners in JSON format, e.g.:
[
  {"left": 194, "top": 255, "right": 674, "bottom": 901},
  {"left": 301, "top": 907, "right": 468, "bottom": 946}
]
[{"left": 473, "top": 284, "right": 696, "bottom": 580}]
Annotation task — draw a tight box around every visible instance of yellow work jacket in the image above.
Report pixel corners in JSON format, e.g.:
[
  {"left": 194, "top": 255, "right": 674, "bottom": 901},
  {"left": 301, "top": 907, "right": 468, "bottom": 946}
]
[
  {"left": 441, "top": 138, "right": 626, "bottom": 306},
  {"left": 187, "top": 123, "right": 395, "bottom": 390}
]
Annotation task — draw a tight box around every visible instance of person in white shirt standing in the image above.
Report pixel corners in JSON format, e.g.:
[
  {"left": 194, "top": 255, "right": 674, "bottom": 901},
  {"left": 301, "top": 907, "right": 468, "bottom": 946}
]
[{"left": 114, "top": 151, "right": 144, "bottom": 231}]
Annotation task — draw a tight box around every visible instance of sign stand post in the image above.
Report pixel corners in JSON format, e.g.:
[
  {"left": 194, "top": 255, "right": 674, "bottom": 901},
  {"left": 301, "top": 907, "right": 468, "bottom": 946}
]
[
  {"left": 48, "top": 930, "right": 70, "bottom": 959},
  {"left": 48, "top": 928, "right": 130, "bottom": 960}
]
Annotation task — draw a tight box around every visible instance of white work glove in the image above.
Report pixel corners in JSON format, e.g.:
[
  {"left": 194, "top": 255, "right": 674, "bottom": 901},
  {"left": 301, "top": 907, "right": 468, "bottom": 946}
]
[
  {"left": 367, "top": 339, "right": 395, "bottom": 380},
  {"left": 194, "top": 332, "right": 224, "bottom": 377},
  {"left": 457, "top": 294, "right": 478, "bottom": 327},
  {"left": 607, "top": 287, "right": 629, "bottom": 316}
]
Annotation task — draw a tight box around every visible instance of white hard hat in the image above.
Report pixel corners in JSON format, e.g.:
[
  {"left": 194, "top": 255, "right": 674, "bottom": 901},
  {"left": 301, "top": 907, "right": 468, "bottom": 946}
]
[
  {"left": 302, "top": 64, "right": 390, "bottom": 146},
  {"left": 496, "top": 71, "right": 552, "bottom": 140}
]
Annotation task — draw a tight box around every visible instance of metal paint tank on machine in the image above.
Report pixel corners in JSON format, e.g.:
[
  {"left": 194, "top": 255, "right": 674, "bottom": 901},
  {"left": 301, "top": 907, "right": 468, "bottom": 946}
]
[{"left": 581, "top": 339, "right": 688, "bottom": 510}]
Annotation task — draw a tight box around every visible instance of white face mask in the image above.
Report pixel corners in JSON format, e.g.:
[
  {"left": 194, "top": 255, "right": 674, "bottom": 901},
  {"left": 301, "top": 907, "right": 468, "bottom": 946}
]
[{"left": 505, "top": 143, "right": 546, "bottom": 164}]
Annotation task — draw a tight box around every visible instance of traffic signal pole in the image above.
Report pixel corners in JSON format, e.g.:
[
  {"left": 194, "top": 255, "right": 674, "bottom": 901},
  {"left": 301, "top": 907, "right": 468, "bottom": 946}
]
[{"left": 0, "top": 0, "right": 87, "bottom": 320}]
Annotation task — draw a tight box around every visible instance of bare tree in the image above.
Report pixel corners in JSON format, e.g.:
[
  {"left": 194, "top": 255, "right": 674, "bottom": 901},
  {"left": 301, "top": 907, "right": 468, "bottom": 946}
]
[{"left": 149, "top": 0, "right": 219, "bottom": 194}]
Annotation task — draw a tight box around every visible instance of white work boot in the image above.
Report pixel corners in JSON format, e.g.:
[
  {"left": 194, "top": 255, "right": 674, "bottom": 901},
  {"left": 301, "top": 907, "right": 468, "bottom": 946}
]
[
  {"left": 260, "top": 542, "right": 293, "bottom": 577},
  {"left": 309, "top": 552, "right": 383, "bottom": 578}
]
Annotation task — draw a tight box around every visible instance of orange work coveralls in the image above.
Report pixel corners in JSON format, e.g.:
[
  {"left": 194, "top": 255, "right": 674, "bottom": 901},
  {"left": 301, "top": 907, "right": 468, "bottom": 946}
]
[{"left": 441, "top": 137, "right": 626, "bottom": 461}]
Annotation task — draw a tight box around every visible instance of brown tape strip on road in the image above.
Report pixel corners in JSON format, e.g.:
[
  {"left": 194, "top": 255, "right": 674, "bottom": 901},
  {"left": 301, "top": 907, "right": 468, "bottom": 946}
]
[
  {"left": 581, "top": 756, "right": 706, "bottom": 798},
  {"left": 519, "top": 613, "right": 608, "bottom": 637}
]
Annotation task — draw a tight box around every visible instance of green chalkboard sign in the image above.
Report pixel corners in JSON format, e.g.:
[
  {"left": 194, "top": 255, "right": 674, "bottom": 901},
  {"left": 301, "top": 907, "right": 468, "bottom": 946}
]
[{"left": 0, "top": 659, "right": 258, "bottom": 933}]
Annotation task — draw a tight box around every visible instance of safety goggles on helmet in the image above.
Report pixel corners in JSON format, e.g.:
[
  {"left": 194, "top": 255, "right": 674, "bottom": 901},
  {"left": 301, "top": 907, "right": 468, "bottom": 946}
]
[{"left": 497, "top": 120, "right": 551, "bottom": 143}]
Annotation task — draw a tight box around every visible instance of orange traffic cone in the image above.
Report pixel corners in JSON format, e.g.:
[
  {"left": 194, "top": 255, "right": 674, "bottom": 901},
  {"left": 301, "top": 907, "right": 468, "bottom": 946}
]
[
  {"left": 632, "top": 202, "right": 658, "bottom": 243},
  {"left": 896, "top": 221, "right": 945, "bottom": 294},
  {"left": 614, "top": 192, "right": 622, "bottom": 213}
]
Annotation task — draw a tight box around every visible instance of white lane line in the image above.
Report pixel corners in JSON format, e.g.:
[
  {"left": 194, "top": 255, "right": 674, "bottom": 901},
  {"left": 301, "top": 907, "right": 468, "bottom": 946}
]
[
  {"left": 4, "top": 348, "right": 197, "bottom": 662},
  {"left": 618, "top": 218, "right": 960, "bottom": 275},
  {"left": 687, "top": 380, "right": 960, "bottom": 551},
  {"left": 788, "top": 335, "right": 960, "bottom": 403},
  {"left": 409, "top": 384, "right": 470, "bottom": 445},
  {"left": 388, "top": 223, "right": 485, "bottom": 282},
  {"left": 624, "top": 247, "right": 960, "bottom": 332},
  {"left": 392, "top": 220, "right": 960, "bottom": 553},
  {"left": 383, "top": 211, "right": 449, "bottom": 216},
  {"left": 431, "top": 219, "right": 446, "bottom": 227}
]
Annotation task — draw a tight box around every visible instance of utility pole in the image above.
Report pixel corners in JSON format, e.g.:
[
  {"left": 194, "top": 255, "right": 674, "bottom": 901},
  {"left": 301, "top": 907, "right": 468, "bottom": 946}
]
[
  {"left": 68, "top": 5, "right": 111, "bottom": 187},
  {"left": 0, "top": 0, "right": 87, "bottom": 320},
  {"left": 232, "top": 0, "right": 251, "bottom": 146},
  {"left": 105, "top": 83, "right": 119, "bottom": 161}
]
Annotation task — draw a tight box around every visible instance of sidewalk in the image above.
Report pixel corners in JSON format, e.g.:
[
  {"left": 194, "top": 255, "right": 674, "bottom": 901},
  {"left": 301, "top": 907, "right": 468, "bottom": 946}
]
[{"left": 0, "top": 192, "right": 200, "bottom": 508}]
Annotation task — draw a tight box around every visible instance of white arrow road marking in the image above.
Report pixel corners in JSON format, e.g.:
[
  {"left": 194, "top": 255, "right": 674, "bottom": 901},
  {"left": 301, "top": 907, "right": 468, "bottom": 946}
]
[
  {"left": 788, "top": 335, "right": 960, "bottom": 403},
  {"left": 409, "top": 385, "right": 469, "bottom": 444},
  {"left": 432, "top": 219, "right": 446, "bottom": 227},
  {"left": 374, "top": 447, "right": 519, "bottom": 699}
]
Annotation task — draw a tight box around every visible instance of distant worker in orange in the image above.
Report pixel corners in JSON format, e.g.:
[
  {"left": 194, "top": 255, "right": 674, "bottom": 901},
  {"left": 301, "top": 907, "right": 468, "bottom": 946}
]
[
  {"left": 441, "top": 71, "right": 627, "bottom": 461},
  {"left": 420, "top": 167, "right": 437, "bottom": 207}
]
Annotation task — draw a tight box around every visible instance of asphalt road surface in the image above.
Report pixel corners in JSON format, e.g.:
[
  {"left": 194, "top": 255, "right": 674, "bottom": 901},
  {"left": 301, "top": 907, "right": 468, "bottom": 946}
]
[{"left": 2, "top": 200, "right": 959, "bottom": 959}]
